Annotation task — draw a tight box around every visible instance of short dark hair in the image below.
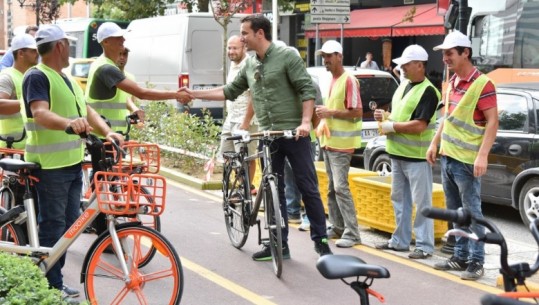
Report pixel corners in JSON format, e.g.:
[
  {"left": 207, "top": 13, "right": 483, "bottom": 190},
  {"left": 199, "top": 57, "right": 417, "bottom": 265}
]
[
  {"left": 37, "top": 41, "right": 57, "bottom": 56},
  {"left": 25, "top": 25, "right": 38, "bottom": 34},
  {"left": 241, "top": 15, "right": 272, "bottom": 41},
  {"left": 455, "top": 46, "right": 472, "bottom": 60}
]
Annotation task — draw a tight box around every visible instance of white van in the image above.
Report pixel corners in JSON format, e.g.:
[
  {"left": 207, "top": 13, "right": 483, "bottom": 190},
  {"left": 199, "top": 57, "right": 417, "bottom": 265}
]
[{"left": 125, "top": 13, "right": 245, "bottom": 119}]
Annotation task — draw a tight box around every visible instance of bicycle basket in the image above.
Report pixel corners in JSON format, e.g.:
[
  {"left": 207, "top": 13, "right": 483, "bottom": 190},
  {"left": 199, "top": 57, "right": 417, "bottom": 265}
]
[
  {"left": 116, "top": 141, "right": 160, "bottom": 174},
  {"left": 93, "top": 171, "right": 166, "bottom": 216}
]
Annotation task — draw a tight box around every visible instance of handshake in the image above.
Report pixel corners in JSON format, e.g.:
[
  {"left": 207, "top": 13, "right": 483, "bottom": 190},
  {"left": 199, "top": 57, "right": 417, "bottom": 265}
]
[
  {"left": 176, "top": 87, "right": 194, "bottom": 104},
  {"left": 373, "top": 109, "right": 395, "bottom": 135}
]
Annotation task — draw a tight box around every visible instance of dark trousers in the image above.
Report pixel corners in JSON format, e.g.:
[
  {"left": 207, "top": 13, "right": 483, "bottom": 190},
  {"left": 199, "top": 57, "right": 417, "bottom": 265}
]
[{"left": 268, "top": 136, "right": 327, "bottom": 242}]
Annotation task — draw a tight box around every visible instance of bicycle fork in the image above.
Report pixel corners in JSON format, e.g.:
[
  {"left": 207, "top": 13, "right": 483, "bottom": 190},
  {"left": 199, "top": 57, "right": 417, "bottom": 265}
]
[{"left": 107, "top": 215, "right": 132, "bottom": 283}]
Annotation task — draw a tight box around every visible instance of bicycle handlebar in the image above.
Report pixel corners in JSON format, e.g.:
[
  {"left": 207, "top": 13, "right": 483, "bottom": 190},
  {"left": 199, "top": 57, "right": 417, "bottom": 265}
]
[
  {"left": 0, "top": 129, "right": 26, "bottom": 149},
  {"left": 225, "top": 130, "right": 297, "bottom": 142},
  {"left": 422, "top": 207, "right": 539, "bottom": 289},
  {"left": 65, "top": 126, "right": 126, "bottom": 166}
]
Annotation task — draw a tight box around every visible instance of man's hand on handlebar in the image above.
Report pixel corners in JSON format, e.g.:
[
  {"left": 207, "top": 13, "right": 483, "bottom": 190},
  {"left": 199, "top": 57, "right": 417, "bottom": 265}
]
[
  {"left": 66, "top": 118, "right": 93, "bottom": 136},
  {"left": 295, "top": 123, "right": 311, "bottom": 141},
  {"left": 105, "top": 132, "right": 125, "bottom": 147},
  {"left": 131, "top": 109, "right": 145, "bottom": 123}
]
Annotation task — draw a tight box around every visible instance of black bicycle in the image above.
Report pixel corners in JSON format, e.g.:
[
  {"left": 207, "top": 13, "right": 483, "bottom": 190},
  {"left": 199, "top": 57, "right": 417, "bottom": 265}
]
[
  {"left": 421, "top": 207, "right": 539, "bottom": 305},
  {"left": 221, "top": 130, "right": 295, "bottom": 278}
]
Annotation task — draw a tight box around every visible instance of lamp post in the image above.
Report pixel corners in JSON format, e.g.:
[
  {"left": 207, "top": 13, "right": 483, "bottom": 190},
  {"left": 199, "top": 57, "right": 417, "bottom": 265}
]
[{"left": 16, "top": 0, "right": 40, "bottom": 25}]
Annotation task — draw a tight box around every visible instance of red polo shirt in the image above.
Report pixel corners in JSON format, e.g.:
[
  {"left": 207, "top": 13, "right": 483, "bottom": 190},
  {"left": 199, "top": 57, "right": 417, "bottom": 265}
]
[{"left": 446, "top": 68, "right": 497, "bottom": 126}]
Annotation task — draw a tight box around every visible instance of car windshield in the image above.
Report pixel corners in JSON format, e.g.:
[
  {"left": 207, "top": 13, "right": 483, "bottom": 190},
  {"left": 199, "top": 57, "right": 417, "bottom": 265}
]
[
  {"left": 72, "top": 62, "right": 91, "bottom": 78},
  {"left": 358, "top": 77, "right": 398, "bottom": 121}
]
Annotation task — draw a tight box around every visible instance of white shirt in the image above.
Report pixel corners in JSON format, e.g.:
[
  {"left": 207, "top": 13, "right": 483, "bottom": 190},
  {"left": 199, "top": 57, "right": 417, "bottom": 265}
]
[{"left": 223, "top": 55, "right": 256, "bottom": 129}]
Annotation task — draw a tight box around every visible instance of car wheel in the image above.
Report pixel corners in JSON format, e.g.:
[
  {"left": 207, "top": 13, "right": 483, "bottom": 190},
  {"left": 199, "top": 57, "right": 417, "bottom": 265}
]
[
  {"left": 518, "top": 177, "right": 539, "bottom": 227},
  {"left": 371, "top": 154, "right": 391, "bottom": 175},
  {"left": 314, "top": 139, "right": 323, "bottom": 161}
]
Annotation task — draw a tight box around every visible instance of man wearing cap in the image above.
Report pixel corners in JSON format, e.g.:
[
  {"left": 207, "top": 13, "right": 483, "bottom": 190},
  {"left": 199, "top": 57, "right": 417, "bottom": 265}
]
[
  {"left": 0, "top": 34, "right": 39, "bottom": 149},
  {"left": 314, "top": 40, "right": 363, "bottom": 248},
  {"left": 86, "top": 22, "right": 190, "bottom": 134},
  {"left": 427, "top": 31, "right": 498, "bottom": 280},
  {"left": 185, "top": 15, "right": 333, "bottom": 260},
  {"left": 0, "top": 25, "right": 39, "bottom": 71},
  {"left": 21, "top": 24, "right": 124, "bottom": 303},
  {"left": 373, "top": 45, "right": 440, "bottom": 259}
]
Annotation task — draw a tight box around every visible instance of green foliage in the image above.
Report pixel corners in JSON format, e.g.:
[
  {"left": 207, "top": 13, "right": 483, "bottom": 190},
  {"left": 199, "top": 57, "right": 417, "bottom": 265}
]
[
  {"left": 130, "top": 102, "right": 221, "bottom": 171},
  {"left": 0, "top": 253, "right": 67, "bottom": 305},
  {"left": 60, "top": 0, "right": 176, "bottom": 20}
]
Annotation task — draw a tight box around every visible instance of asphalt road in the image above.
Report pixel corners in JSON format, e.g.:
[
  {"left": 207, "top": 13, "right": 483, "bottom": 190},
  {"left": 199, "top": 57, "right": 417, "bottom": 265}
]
[{"left": 61, "top": 180, "right": 506, "bottom": 305}]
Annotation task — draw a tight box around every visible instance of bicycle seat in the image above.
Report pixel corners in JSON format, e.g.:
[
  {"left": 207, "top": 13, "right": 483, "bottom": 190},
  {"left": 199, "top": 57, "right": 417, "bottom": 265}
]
[
  {"left": 0, "top": 158, "right": 40, "bottom": 172},
  {"left": 317, "top": 255, "right": 390, "bottom": 280}
]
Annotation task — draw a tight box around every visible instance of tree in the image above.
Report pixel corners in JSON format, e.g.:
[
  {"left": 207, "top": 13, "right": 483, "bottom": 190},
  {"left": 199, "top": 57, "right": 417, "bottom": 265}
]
[{"left": 60, "top": 0, "right": 176, "bottom": 20}]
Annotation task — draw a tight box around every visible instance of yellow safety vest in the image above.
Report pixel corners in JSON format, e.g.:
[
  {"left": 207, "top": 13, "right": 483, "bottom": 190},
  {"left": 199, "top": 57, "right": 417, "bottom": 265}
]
[
  {"left": 386, "top": 79, "right": 440, "bottom": 159},
  {"left": 319, "top": 72, "right": 362, "bottom": 149},
  {"left": 440, "top": 74, "right": 491, "bottom": 164},
  {"left": 24, "top": 64, "right": 86, "bottom": 169},
  {"left": 86, "top": 55, "right": 128, "bottom": 133},
  {"left": 0, "top": 68, "right": 25, "bottom": 149}
]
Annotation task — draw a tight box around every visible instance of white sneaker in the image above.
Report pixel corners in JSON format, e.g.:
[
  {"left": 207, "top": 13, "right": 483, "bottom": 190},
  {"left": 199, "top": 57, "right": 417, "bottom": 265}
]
[{"left": 299, "top": 219, "right": 310, "bottom": 231}]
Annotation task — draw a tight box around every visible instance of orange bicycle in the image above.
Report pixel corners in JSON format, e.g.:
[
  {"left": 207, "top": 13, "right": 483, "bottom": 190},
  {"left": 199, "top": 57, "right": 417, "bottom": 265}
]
[{"left": 0, "top": 132, "right": 183, "bottom": 304}]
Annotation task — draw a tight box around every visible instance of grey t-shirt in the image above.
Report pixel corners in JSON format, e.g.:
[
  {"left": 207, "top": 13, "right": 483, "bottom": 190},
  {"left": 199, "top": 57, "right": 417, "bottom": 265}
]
[
  {"left": 87, "top": 64, "right": 126, "bottom": 100},
  {"left": 0, "top": 73, "right": 16, "bottom": 99}
]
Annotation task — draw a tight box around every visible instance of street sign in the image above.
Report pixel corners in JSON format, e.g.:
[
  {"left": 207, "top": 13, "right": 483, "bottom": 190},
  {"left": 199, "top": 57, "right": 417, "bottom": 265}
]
[
  {"left": 309, "top": 0, "right": 350, "bottom": 24},
  {"left": 310, "top": 0, "right": 350, "bottom": 5},
  {"left": 310, "top": 15, "right": 350, "bottom": 24},
  {"left": 310, "top": 5, "right": 350, "bottom": 15}
]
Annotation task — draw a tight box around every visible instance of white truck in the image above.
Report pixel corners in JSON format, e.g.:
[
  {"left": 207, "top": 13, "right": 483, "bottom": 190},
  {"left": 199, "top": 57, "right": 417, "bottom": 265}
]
[{"left": 125, "top": 13, "right": 245, "bottom": 119}]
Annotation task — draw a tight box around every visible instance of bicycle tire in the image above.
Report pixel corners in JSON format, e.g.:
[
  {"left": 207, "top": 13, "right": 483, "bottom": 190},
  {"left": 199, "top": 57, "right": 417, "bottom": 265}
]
[
  {"left": 265, "top": 178, "right": 283, "bottom": 278},
  {"left": 83, "top": 225, "right": 183, "bottom": 305},
  {"left": 0, "top": 187, "right": 14, "bottom": 210},
  {"left": 0, "top": 208, "right": 27, "bottom": 246},
  {"left": 222, "top": 158, "right": 251, "bottom": 249}
]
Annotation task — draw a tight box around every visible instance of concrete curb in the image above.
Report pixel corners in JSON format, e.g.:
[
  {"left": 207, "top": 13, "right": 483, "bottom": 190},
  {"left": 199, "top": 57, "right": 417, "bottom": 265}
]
[{"left": 159, "top": 166, "right": 222, "bottom": 190}]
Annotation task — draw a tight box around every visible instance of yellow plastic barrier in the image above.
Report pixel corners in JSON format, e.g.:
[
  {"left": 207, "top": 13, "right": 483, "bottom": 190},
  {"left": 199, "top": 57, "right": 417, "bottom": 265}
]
[{"left": 351, "top": 176, "right": 447, "bottom": 239}]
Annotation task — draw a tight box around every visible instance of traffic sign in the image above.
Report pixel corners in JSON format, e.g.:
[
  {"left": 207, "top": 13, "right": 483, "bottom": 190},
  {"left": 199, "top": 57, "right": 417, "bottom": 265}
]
[
  {"left": 310, "top": 15, "right": 350, "bottom": 24},
  {"left": 310, "top": 0, "right": 350, "bottom": 6},
  {"left": 310, "top": 5, "right": 350, "bottom": 15}
]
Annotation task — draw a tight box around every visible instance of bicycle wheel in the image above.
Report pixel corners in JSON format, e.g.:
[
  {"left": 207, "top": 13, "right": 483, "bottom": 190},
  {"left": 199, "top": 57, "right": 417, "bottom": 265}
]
[
  {"left": 222, "top": 158, "right": 251, "bottom": 249},
  {"left": 264, "top": 178, "right": 283, "bottom": 278},
  {"left": 84, "top": 225, "right": 183, "bottom": 305},
  {"left": 0, "top": 208, "right": 27, "bottom": 245},
  {"left": 0, "top": 188, "right": 14, "bottom": 210},
  {"left": 106, "top": 184, "right": 160, "bottom": 268}
]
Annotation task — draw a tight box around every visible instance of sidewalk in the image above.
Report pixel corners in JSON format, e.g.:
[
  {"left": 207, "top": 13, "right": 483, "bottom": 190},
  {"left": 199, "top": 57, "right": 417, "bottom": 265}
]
[{"left": 161, "top": 166, "right": 539, "bottom": 291}]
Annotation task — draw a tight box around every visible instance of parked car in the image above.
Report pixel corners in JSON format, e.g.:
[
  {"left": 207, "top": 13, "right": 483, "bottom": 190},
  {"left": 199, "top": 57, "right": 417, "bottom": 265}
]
[
  {"left": 63, "top": 57, "right": 95, "bottom": 91},
  {"left": 363, "top": 82, "right": 539, "bottom": 226},
  {"left": 307, "top": 66, "right": 399, "bottom": 161}
]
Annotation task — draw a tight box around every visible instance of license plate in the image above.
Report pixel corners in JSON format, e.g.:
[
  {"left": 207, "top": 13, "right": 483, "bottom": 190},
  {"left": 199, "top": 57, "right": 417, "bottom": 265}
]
[
  {"left": 362, "top": 129, "right": 379, "bottom": 139},
  {"left": 193, "top": 84, "right": 218, "bottom": 90}
]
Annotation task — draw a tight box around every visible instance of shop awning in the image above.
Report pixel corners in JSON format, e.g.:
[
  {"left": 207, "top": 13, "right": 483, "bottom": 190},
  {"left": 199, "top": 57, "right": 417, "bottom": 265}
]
[{"left": 305, "top": 3, "right": 444, "bottom": 38}]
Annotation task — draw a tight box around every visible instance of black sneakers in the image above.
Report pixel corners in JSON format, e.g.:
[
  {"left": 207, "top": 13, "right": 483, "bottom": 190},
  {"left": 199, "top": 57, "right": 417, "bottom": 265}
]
[
  {"left": 314, "top": 238, "right": 333, "bottom": 256},
  {"left": 433, "top": 256, "right": 469, "bottom": 271},
  {"left": 252, "top": 243, "right": 290, "bottom": 261},
  {"left": 461, "top": 261, "right": 484, "bottom": 280}
]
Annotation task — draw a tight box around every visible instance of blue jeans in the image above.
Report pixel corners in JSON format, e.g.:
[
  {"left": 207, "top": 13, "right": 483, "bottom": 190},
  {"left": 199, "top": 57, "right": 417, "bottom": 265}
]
[
  {"left": 269, "top": 137, "right": 327, "bottom": 242},
  {"left": 388, "top": 159, "right": 434, "bottom": 253},
  {"left": 285, "top": 141, "right": 316, "bottom": 225},
  {"left": 34, "top": 164, "right": 82, "bottom": 289},
  {"left": 323, "top": 150, "right": 361, "bottom": 241},
  {"left": 440, "top": 156, "right": 485, "bottom": 264}
]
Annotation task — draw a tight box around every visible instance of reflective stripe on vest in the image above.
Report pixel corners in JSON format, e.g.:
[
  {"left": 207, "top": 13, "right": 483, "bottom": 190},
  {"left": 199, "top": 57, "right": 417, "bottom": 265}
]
[
  {"left": 440, "top": 74, "right": 490, "bottom": 164},
  {"left": 386, "top": 79, "right": 440, "bottom": 159},
  {"left": 0, "top": 68, "right": 25, "bottom": 149},
  {"left": 319, "top": 72, "right": 362, "bottom": 149},
  {"left": 86, "top": 55, "right": 128, "bottom": 133},
  {"left": 24, "top": 64, "right": 86, "bottom": 169}
]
